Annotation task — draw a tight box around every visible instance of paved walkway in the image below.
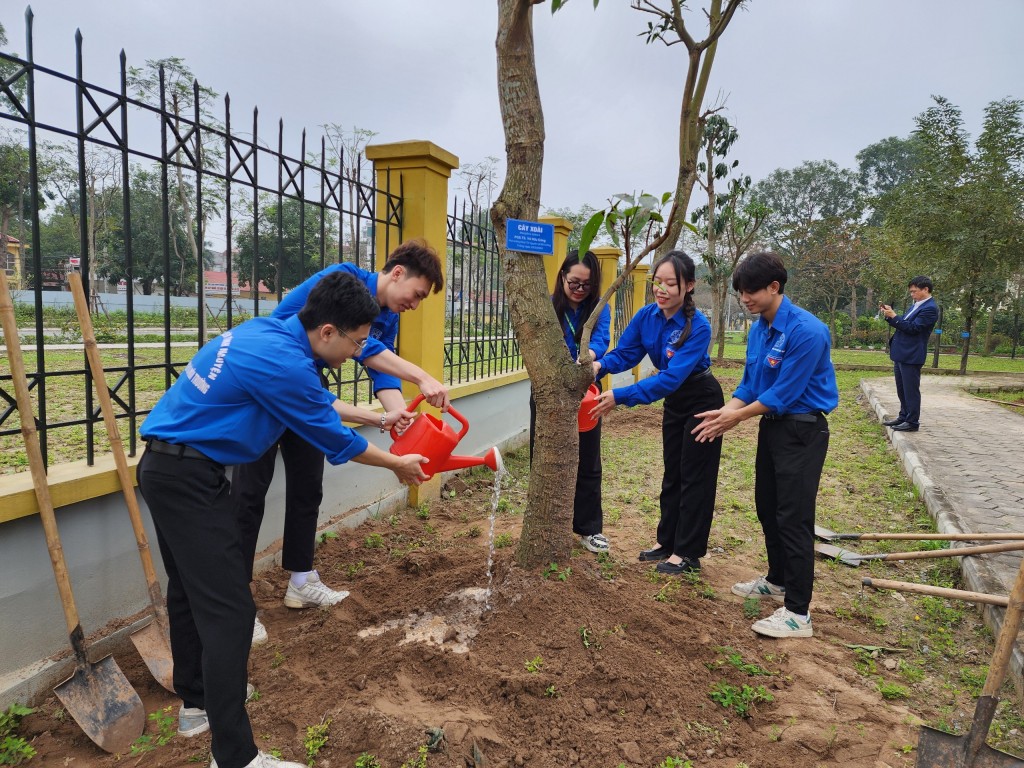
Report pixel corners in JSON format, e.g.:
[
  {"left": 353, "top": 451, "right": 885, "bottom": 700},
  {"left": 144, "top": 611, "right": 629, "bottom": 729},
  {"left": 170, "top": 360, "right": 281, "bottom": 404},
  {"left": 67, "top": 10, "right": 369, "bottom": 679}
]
[{"left": 860, "top": 372, "right": 1024, "bottom": 685}]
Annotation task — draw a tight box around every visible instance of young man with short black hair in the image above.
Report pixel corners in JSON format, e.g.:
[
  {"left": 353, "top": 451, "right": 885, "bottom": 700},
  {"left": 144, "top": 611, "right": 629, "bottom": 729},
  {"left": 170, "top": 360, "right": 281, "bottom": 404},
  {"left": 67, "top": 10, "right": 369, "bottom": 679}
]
[
  {"left": 232, "top": 240, "right": 450, "bottom": 641},
  {"left": 139, "top": 271, "right": 428, "bottom": 768},
  {"left": 692, "top": 252, "right": 838, "bottom": 638}
]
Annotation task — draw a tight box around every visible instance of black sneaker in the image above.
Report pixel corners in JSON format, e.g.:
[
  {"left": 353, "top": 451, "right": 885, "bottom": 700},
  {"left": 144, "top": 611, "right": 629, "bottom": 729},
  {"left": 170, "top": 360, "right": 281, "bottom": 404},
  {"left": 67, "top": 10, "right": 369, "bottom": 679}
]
[
  {"left": 638, "top": 545, "right": 670, "bottom": 562},
  {"left": 656, "top": 557, "right": 700, "bottom": 575}
]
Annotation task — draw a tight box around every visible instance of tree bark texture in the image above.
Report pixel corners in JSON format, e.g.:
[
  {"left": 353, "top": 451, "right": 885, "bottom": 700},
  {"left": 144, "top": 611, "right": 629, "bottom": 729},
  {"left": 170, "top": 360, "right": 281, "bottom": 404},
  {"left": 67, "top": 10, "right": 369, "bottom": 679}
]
[{"left": 492, "top": 0, "right": 593, "bottom": 569}]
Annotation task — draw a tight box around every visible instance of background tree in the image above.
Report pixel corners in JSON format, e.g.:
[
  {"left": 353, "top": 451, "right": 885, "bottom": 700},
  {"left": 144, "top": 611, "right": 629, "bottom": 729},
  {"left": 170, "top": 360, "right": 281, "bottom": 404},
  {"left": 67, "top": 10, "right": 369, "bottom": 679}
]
[
  {"left": 543, "top": 203, "right": 600, "bottom": 252},
  {"left": 0, "top": 25, "right": 31, "bottom": 284},
  {"left": 322, "top": 123, "right": 377, "bottom": 269},
  {"left": 751, "top": 159, "right": 863, "bottom": 307},
  {"left": 884, "top": 96, "right": 1024, "bottom": 373},
  {"left": 234, "top": 197, "right": 333, "bottom": 294}
]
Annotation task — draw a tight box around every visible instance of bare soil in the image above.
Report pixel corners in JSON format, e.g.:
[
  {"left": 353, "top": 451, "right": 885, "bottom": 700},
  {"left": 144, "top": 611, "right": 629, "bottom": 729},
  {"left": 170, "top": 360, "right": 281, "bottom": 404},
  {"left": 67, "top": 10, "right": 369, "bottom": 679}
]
[{"left": 18, "top": 404, "right": 994, "bottom": 768}]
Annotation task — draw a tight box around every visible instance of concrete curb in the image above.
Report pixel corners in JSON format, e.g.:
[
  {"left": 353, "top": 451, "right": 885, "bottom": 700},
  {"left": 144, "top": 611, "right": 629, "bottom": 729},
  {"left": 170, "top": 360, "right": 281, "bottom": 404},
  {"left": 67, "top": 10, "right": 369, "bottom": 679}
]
[{"left": 860, "top": 378, "right": 1024, "bottom": 694}]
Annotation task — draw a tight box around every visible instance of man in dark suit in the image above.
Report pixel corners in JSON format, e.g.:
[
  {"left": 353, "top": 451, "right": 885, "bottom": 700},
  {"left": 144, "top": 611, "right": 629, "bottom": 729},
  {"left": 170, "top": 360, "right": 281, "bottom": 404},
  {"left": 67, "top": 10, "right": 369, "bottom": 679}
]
[{"left": 880, "top": 276, "right": 938, "bottom": 432}]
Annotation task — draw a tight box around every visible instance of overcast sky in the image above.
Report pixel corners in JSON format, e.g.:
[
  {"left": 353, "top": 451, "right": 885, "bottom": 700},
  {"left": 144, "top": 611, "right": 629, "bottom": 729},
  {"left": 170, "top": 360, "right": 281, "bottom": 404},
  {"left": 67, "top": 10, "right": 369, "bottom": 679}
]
[{"left": 3, "top": 0, "right": 1022, "bottom": 218}]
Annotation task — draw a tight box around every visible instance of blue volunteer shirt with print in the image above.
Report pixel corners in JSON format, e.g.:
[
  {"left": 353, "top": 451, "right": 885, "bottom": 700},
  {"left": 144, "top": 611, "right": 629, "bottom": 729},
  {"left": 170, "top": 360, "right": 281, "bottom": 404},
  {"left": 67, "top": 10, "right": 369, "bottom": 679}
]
[
  {"left": 598, "top": 303, "right": 712, "bottom": 406},
  {"left": 274, "top": 263, "right": 402, "bottom": 393},
  {"left": 561, "top": 303, "right": 611, "bottom": 361},
  {"left": 140, "top": 315, "right": 369, "bottom": 466},
  {"left": 734, "top": 295, "right": 839, "bottom": 415}
]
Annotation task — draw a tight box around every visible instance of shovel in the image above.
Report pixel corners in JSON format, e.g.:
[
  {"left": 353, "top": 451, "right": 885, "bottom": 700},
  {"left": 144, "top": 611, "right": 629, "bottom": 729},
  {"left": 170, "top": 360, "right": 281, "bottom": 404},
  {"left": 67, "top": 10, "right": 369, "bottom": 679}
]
[
  {"left": 0, "top": 272, "right": 144, "bottom": 754},
  {"left": 816, "top": 525, "right": 1024, "bottom": 543},
  {"left": 915, "top": 552, "right": 1024, "bottom": 767},
  {"left": 815, "top": 540, "right": 1024, "bottom": 568},
  {"left": 69, "top": 273, "right": 174, "bottom": 692}
]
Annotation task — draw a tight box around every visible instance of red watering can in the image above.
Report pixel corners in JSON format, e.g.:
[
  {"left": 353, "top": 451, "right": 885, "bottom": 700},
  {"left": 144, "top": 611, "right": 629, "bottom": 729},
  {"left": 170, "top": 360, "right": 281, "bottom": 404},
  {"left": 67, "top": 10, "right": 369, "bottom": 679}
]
[
  {"left": 578, "top": 384, "right": 600, "bottom": 433},
  {"left": 389, "top": 395, "right": 501, "bottom": 480}
]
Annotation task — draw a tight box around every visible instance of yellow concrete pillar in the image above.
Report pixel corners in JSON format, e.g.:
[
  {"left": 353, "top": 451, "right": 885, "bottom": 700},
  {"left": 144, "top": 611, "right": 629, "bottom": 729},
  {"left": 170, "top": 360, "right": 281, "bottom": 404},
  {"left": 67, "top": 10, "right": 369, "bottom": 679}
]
[
  {"left": 539, "top": 215, "right": 571, "bottom": 294},
  {"left": 365, "top": 140, "right": 458, "bottom": 507},
  {"left": 630, "top": 263, "right": 651, "bottom": 383},
  {"left": 592, "top": 246, "right": 620, "bottom": 391}
]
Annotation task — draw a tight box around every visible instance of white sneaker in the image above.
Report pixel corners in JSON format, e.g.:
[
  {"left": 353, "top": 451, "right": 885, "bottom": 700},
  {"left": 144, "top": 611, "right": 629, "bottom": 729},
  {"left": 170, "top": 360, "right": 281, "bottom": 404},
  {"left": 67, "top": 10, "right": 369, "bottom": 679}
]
[
  {"left": 252, "top": 616, "right": 268, "bottom": 646},
  {"left": 731, "top": 576, "right": 785, "bottom": 602},
  {"left": 178, "top": 684, "right": 256, "bottom": 737},
  {"left": 211, "top": 750, "right": 305, "bottom": 768},
  {"left": 580, "top": 533, "right": 610, "bottom": 553},
  {"left": 751, "top": 606, "right": 813, "bottom": 638},
  {"left": 283, "top": 571, "right": 349, "bottom": 609}
]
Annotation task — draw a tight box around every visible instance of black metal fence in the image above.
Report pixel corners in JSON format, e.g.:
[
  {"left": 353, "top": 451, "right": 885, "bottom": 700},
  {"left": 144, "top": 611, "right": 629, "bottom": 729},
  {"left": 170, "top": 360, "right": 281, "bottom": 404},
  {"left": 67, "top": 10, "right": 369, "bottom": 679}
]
[
  {"left": 0, "top": 10, "right": 401, "bottom": 470},
  {"left": 444, "top": 199, "right": 523, "bottom": 384}
]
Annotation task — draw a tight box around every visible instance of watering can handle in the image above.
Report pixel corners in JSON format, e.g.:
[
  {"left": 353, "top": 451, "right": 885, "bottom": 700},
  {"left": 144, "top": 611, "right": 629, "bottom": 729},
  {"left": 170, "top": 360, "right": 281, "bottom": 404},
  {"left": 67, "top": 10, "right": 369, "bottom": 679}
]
[{"left": 389, "top": 394, "right": 470, "bottom": 440}]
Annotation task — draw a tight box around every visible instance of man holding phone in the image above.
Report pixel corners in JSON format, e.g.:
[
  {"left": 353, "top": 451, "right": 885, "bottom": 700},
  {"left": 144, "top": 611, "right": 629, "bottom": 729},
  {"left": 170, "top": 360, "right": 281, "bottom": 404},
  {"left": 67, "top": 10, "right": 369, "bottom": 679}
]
[{"left": 880, "top": 276, "right": 938, "bottom": 433}]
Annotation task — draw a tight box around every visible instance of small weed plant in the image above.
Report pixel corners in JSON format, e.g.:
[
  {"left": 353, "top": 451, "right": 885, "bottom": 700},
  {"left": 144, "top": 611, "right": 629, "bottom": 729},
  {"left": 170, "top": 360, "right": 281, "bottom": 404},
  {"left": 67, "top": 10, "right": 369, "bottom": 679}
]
[
  {"left": 708, "top": 682, "right": 774, "bottom": 718},
  {"left": 494, "top": 532, "right": 514, "bottom": 548},
  {"left": 578, "top": 626, "right": 601, "bottom": 650},
  {"left": 399, "top": 744, "right": 428, "bottom": 768},
  {"left": 271, "top": 650, "right": 286, "bottom": 669},
  {"left": 304, "top": 717, "right": 331, "bottom": 766},
  {"left": 544, "top": 685, "right": 558, "bottom": 698},
  {"left": 318, "top": 530, "right": 339, "bottom": 543},
  {"left": 542, "top": 562, "right": 571, "bottom": 581},
  {"left": 742, "top": 597, "right": 761, "bottom": 619},
  {"left": 877, "top": 681, "right": 910, "bottom": 700},
  {"left": 355, "top": 753, "right": 382, "bottom": 768},
  {"left": 715, "top": 647, "right": 773, "bottom": 676},
  {"left": 524, "top": 655, "right": 544, "bottom": 674},
  {"left": 657, "top": 758, "right": 693, "bottom": 768},
  {"left": 345, "top": 560, "right": 366, "bottom": 577},
  {"left": 364, "top": 533, "right": 385, "bottom": 549},
  {"left": 0, "top": 703, "right": 37, "bottom": 765},
  {"left": 416, "top": 503, "right": 430, "bottom": 520},
  {"left": 130, "top": 706, "right": 177, "bottom": 755}
]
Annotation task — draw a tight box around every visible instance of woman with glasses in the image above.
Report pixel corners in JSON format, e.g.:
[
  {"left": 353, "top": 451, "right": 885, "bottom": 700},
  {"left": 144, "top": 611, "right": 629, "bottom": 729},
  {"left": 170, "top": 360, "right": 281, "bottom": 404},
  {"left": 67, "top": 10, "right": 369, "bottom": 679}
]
[
  {"left": 589, "top": 250, "right": 723, "bottom": 574},
  {"left": 530, "top": 249, "right": 612, "bottom": 553}
]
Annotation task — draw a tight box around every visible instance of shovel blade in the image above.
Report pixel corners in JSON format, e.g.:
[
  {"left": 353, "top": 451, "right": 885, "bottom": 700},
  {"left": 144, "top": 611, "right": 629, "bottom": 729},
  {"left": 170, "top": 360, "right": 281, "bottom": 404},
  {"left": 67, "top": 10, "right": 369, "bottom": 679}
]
[
  {"left": 813, "top": 541, "right": 864, "bottom": 567},
  {"left": 916, "top": 726, "right": 1024, "bottom": 767},
  {"left": 54, "top": 654, "right": 145, "bottom": 754},
  {"left": 130, "top": 620, "right": 175, "bottom": 693}
]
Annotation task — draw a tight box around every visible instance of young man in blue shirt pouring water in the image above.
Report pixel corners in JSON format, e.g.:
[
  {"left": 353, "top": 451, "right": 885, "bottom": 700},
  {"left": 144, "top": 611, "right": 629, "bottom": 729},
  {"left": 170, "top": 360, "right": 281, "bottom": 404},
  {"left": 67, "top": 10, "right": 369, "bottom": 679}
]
[{"left": 139, "top": 272, "right": 428, "bottom": 768}]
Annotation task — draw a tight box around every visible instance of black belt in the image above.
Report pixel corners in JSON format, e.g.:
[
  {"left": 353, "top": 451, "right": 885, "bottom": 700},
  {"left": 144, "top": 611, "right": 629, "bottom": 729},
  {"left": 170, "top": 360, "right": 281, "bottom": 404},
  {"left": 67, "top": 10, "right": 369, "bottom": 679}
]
[
  {"left": 145, "top": 438, "right": 216, "bottom": 462},
  {"left": 686, "top": 367, "right": 714, "bottom": 382},
  {"left": 762, "top": 412, "right": 822, "bottom": 423}
]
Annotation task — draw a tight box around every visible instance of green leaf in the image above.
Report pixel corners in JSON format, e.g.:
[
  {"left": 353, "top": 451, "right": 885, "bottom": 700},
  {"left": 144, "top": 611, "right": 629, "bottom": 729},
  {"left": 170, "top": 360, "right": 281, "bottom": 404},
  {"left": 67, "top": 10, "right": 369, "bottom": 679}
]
[
  {"left": 638, "top": 193, "right": 660, "bottom": 210},
  {"left": 578, "top": 211, "right": 605, "bottom": 256},
  {"left": 612, "top": 193, "right": 635, "bottom": 206},
  {"left": 661, "top": 191, "right": 673, "bottom": 205}
]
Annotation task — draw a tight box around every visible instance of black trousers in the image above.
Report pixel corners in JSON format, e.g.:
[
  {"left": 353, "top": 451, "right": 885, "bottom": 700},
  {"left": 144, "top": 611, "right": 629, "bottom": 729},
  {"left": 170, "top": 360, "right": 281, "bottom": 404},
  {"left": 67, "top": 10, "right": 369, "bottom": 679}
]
[
  {"left": 657, "top": 372, "right": 724, "bottom": 558},
  {"left": 755, "top": 416, "right": 830, "bottom": 616},
  {"left": 528, "top": 391, "right": 603, "bottom": 536},
  {"left": 893, "top": 361, "right": 923, "bottom": 427},
  {"left": 232, "top": 428, "right": 326, "bottom": 582},
  {"left": 137, "top": 449, "right": 257, "bottom": 768}
]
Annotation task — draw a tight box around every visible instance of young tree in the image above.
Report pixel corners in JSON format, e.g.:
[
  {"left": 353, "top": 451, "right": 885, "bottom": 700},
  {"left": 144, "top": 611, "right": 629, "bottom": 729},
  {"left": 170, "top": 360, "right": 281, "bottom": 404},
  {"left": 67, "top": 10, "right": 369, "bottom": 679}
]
[{"left": 321, "top": 124, "right": 377, "bottom": 269}]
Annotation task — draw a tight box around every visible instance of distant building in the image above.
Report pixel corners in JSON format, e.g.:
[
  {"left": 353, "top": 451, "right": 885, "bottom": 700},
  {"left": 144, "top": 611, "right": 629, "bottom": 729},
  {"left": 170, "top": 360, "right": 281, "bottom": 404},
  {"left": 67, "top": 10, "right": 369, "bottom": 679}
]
[{"left": 203, "top": 270, "right": 271, "bottom": 300}]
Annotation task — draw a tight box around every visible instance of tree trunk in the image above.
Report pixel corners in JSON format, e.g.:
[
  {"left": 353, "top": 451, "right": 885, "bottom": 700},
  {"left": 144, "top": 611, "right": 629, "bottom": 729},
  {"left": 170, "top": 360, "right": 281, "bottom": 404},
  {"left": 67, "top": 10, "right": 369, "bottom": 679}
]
[
  {"left": 715, "top": 278, "right": 728, "bottom": 361},
  {"left": 983, "top": 303, "right": 996, "bottom": 355},
  {"left": 492, "top": 0, "right": 591, "bottom": 569},
  {"left": 849, "top": 282, "right": 858, "bottom": 329}
]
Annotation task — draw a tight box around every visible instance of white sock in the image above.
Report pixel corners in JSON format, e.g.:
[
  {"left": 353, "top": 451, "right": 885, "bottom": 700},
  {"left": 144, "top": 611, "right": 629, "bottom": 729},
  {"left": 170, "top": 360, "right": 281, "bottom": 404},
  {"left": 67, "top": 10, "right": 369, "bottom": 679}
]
[{"left": 290, "top": 570, "right": 315, "bottom": 588}]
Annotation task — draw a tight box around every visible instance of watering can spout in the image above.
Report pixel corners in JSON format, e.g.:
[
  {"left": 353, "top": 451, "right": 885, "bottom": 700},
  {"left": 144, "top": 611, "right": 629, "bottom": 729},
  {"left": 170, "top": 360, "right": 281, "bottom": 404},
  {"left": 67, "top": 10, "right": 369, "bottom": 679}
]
[{"left": 440, "top": 446, "right": 500, "bottom": 474}]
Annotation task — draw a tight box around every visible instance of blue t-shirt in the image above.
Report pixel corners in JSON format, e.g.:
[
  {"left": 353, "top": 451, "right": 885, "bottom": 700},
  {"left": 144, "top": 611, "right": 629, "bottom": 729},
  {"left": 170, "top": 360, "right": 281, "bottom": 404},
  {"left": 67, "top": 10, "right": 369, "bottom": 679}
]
[
  {"left": 599, "top": 302, "right": 712, "bottom": 406},
  {"left": 561, "top": 302, "right": 611, "bottom": 361},
  {"left": 274, "top": 263, "right": 402, "bottom": 393},
  {"left": 734, "top": 295, "right": 839, "bottom": 415},
  {"left": 140, "top": 315, "right": 369, "bottom": 465}
]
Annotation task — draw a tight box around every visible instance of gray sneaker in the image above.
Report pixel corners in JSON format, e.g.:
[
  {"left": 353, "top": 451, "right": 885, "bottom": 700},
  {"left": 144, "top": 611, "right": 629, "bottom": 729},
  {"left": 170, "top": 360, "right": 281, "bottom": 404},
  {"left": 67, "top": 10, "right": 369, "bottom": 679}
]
[
  {"left": 731, "top": 576, "right": 785, "bottom": 602},
  {"left": 211, "top": 751, "right": 305, "bottom": 768},
  {"left": 752, "top": 606, "right": 813, "bottom": 638},
  {"left": 178, "top": 683, "right": 256, "bottom": 737},
  {"left": 252, "top": 616, "right": 268, "bottom": 646},
  {"left": 283, "top": 572, "right": 349, "bottom": 609}
]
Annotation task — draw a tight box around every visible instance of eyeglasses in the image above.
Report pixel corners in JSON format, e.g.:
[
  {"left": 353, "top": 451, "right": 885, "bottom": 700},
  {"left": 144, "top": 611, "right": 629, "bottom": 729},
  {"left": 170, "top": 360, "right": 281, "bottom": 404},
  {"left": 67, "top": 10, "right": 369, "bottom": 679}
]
[
  {"left": 340, "top": 329, "right": 365, "bottom": 354},
  {"left": 566, "top": 279, "right": 591, "bottom": 292}
]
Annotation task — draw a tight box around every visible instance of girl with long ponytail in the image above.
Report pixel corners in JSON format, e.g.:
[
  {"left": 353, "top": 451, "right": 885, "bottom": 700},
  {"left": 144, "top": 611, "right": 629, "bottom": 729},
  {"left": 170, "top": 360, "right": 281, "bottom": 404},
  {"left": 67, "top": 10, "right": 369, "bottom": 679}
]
[{"left": 590, "top": 250, "right": 724, "bottom": 574}]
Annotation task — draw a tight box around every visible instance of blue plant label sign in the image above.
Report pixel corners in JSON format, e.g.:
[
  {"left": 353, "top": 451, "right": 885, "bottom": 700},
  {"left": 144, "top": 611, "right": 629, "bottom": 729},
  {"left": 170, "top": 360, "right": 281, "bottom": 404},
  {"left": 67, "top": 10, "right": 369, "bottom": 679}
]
[{"left": 505, "top": 219, "right": 554, "bottom": 255}]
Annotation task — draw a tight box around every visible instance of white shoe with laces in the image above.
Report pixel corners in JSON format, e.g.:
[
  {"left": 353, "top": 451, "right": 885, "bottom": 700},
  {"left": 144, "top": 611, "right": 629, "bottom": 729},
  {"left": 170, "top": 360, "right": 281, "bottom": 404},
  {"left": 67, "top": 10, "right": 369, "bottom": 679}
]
[
  {"left": 178, "top": 684, "right": 256, "bottom": 737},
  {"left": 283, "top": 571, "right": 349, "bottom": 609},
  {"left": 580, "top": 533, "right": 610, "bottom": 553},
  {"left": 751, "top": 606, "right": 813, "bottom": 638},
  {"left": 211, "top": 750, "right": 305, "bottom": 768},
  {"left": 252, "top": 616, "right": 268, "bottom": 646},
  {"left": 731, "top": 576, "right": 786, "bottom": 602}
]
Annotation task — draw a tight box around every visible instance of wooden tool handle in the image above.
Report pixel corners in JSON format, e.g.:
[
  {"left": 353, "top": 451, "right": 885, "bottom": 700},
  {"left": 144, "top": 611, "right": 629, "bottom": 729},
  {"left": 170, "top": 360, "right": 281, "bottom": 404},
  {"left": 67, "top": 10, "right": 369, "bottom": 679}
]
[
  {"left": 862, "top": 577, "right": 1009, "bottom": 607},
  {"left": 0, "top": 271, "right": 81, "bottom": 634},
  {"left": 982, "top": 554, "right": 1024, "bottom": 697},
  {"left": 855, "top": 532, "right": 1024, "bottom": 542},
  {"left": 880, "top": 542, "right": 1024, "bottom": 560}
]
